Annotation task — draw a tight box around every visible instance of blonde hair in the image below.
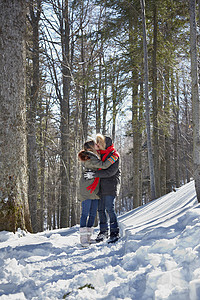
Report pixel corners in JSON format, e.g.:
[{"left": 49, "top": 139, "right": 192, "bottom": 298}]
[{"left": 96, "top": 133, "right": 106, "bottom": 150}]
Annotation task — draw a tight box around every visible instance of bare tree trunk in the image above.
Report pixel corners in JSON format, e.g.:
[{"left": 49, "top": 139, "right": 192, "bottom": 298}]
[
  {"left": 80, "top": 14, "right": 88, "bottom": 140},
  {"left": 112, "top": 97, "right": 117, "bottom": 143},
  {"left": 189, "top": 0, "right": 200, "bottom": 202},
  {"left": 60, "top": 0, "right": 71, "bottom": 227},
  {"left": 174, "top": 72, "right": 180, "bottom": 188},
  {"left": 132, "top": 94, "right": 140, "bottom": 208},
  {"left": 140, "top": 0, "right": 156, "bottom": 200},
  {"left": 164, "top": 68, "right": 171, "bottom": 194},
  {"left": 52, "top": 172, "right": 56, "bottom": 229},
  {"left": 139, "top": 81, "right": 144, "bottom": 205},
  {"left": 129, "top": 10, "right": 141, "bottom": 208},
  {"left": 0, "top": 0, "right": 31, "bottom": 232},
  {"left": 47, "top": 163, "right": 52, "bottom": 230},
  {"left": 27, "top": 0, "right": 41, "bottom": 233},
  {"left": 111, "top": 71, "right": 119, "bottom": 143},
  {"left": 102, "top": 65, "right": 108, "bottom": 135},
  {"left": 152, "top": 2, "right": 160, "bottom": 198},
  {"left": 160, "top": 131, "right": 166, "bottom": 195},
  {"left": 96, "top": 52, "right": 102, "bottom": 134},
  {"left": 38, "top": 97, "right": 48, "bottom": 231},
  {"left": 159, "top": 69, "right": 167, "bottom": 196},
  {"left": 183, "top": 79, "right": 191, "bottom": 183}
]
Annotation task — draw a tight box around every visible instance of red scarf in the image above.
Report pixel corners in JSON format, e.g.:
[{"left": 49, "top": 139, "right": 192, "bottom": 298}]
[{"left": 86, "top": 144, "right": 119, "bottom": 193}]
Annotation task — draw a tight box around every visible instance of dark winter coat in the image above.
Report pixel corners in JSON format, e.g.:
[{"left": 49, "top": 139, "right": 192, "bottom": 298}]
[
  {"left": 78, "top": 150, "right": 117, "bottom": 202},
  {"left": 94, "top": 137, "right": 121, "bottom": 197}
]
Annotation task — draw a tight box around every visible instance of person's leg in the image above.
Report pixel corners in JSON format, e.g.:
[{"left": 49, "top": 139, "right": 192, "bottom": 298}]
[
  {"left": 104, "top": 195, "right": 119, "bottom": 234},
  {"left": 96, "top": 196, "right": 108, "bottom": 242},
  {"left": 80, "top": 199, "right": 91, "bottom": 227},
  {"left": 98, "top": 196, "right": 108, "bottom": 232},
  {"left": 85, "top": 200, "right": 98, "bottom": 243},
  {"left": 80, "top": 199, "right": 92, "bottom": 246},
  {"left": 87, "top": 199, "right": 98, "bottom": 227}
]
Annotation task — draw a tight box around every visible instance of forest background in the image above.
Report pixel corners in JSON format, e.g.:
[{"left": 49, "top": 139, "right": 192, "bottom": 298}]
[{"left": 0, "top": 0, "right": 198, "bottom": 233}]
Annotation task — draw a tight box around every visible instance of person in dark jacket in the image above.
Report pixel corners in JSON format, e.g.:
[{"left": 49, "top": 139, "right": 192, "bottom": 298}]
[
  {"left": 78, "top": 139, "right": 119, "bottom": 246},
  {"left": 84, "top": 134, "right": 121, "bottom": 243}
]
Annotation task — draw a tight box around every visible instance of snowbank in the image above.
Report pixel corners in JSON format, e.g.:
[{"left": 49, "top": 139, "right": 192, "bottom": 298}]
[{"left": 0, "top": 181, "right": 200, "bottom": 299}]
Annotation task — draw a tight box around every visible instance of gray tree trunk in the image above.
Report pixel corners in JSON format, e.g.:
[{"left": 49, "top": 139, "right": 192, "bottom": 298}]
[
  {"left": 0, "top": 0, "right": 32, "bottom": 232},
  {"left": 189, "top": 0, "right": 200, "bottom": 202},
  {"left": 27, "top": 0, "right": 41, "bottom": 233},
  {"left": 38, "top": 98, "right": 48, "bottom": 232},
  {"left": 102, "top": 66, "right": 108, "bottom": 135},
  {"left": 96, "top": 52, "right": 101, "bottom": 134},
  {"left": 174, "top": 73, "right": 180, "bottom": 188},
  {"left": 128, "top": 10, "right": 141, "bottom": 208},
  {"left": 164, "top": 68, "right": 171, "bottom": 194},
  {"left": 81, "top": 17, "right": 88, "bottom": 140},
  {"left": 152, "top": 3, "right": 160, "bottom": 198},
  {"left": 183, "top": 80, "right": 191, "bottom": 183},
  {"left": 140, "top": 0, "right": 156, "bottom": 200},
  {"left": 60, "top": 0, "right": 71, "bottom": 227}
]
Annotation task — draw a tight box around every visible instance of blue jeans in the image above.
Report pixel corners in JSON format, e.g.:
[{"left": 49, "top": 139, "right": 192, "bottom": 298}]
[
  {"left": 80, "top": 199, "right": 98, "bottom": 227},
  {"left": 98, "top": 195, "right": 119, "bottom": 233}
]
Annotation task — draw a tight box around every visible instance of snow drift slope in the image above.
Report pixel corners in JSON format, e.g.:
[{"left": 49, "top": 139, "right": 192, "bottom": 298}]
[{"left": 0, "top": 181, "right": 200, "bottom": 300}]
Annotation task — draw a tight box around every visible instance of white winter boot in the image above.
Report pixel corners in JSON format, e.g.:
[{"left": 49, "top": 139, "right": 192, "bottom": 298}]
[
  {"left": 87, "top": 227, "right": 95, "bottom": 244},
  {"left": 79, "top": 227, "right": 89, "bottom": 247}
]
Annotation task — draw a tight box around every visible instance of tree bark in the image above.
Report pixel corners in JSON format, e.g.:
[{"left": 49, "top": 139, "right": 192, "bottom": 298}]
[
  {"left": 140, "top": 0, "right": 156, "bottom": 200},
  {"left": 80, "top": 15, "right": 88, "bottom": 140},
  {"left": 128, "top": 9, "right": 141, "bottom": 208},
  {"left": 152, "top": 2, "right": 160, "bottom": 198},
  {"left": 60, "top": 0, "right": 71, "bottom": 227},
  {"left": 0, "top": 0, "right": 32, "bottom": 232},
  {"left": 102, "top": 65, "right": 108, "bottom": 135},
  {"left": 183, "top": 79, "right": 191, "bottom": 183},
  {"left": 27, "top": 0, "right": 41, "bottom": 233},
  {"left": 38, "top": 97, "right": 48, "bottom": 232},
  {"left": 174, "top": 72, "right": 180, "bottom": 188},
  {"left": 96, "top": 51, "right": 102, "bottom": 134},
  {"left": 189, "top": 0, "right": 200, "bottom": 202},
  {"left": 164, "top": 68, "right": 171, "bottom": 194}
]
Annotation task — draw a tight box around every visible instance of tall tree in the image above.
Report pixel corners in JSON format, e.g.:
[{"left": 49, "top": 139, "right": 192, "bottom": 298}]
[
  {"left": 27, "top": 0, "right": 41, "bottom": 233},
  {"left": 128, "top": 4, "right": 142, "bottom": 208},
  {"left": 0, "top": 0, "right": 32, "bottom": 232},
  {"left": 80, "top": 1, "right": 88, "bottom": 140},
  {"left": 173, "top": 72, "right": 180, "bottom": 188},
  {"left": 189, "top": 0, "right": 200, "bottom": 202},
  {"left": 140, "top": 0, "right": 156, "bottom": 200},
  {"left": 60, "top": 0, "right": 71, "bottom": 227},
  {"left": 152, "top": 0, "right": 160, "bottom": 198}
]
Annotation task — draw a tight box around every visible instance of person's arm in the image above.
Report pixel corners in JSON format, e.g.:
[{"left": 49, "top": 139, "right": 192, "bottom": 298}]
[
  {"left": 94, "top": 160, "right": 119, "bottom": 178},
  {"left": 85, "top": 154, "right": 119, "bottom": 170}
]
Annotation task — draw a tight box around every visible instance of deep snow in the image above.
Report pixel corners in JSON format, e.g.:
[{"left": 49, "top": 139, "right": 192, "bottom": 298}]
[{"left": 0, "top": 181, "right": 200, "bottom": 299}]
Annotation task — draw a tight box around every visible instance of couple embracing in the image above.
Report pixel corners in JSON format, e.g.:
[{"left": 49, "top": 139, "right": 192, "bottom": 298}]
[{"left": 78, "top": 134, "right": 120, "bottom": 247}]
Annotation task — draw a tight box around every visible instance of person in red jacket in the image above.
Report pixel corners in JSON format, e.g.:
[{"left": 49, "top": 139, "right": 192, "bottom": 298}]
[{"left": 84, "top": 134, "right": 121, "bottom": 243}]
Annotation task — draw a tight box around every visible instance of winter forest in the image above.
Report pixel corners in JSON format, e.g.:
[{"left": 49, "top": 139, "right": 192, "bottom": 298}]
[{"left": 0, "top": 0, "right": 200, "bottom": 234}]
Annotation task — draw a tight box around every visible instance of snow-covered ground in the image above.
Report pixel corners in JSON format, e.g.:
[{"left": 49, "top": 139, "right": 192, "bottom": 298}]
[{"left": 0, "top": 181, "right": 200, "bottom": 300}]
